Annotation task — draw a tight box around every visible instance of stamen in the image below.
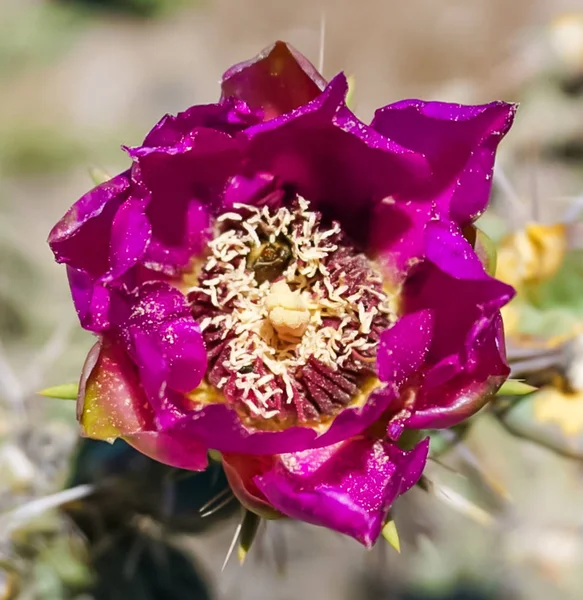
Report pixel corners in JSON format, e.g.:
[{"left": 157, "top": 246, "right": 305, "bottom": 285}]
[{"left": 188, "top": 198, "right": 395, "bottom": 426}]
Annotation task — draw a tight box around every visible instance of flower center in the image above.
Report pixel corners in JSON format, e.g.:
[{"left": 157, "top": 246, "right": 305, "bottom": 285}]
[{"left": 188, "top": 198, "right": 396, "bottom": 428}]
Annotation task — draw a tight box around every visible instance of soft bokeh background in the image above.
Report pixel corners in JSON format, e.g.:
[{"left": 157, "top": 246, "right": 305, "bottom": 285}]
[{"left": 2, "top": 1, "right": 583, "bottom": 599}]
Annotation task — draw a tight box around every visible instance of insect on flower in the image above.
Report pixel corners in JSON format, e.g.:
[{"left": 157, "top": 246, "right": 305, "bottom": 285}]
[{"left": 48, "top": 41, "right": 516, "bottom": 548}]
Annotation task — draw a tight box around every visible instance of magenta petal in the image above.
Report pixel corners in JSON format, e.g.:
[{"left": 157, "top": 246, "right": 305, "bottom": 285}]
[
  {"left": 368, "top": 198, "right": 430, "bottom": 280},
  {"left": 378, "top": 310, "right": 434, "bottom": 386},
  {"left": 403, "top": 222, "right": 514, "bottom": 429},
  {"left": 126, "top": 129, "right": 239, "bottom": 274},
  {"left": 143, "top": 98, "right": 261, "bottom": 147},
  {"left": 143, "top": 198, "right": 211, "bottom": 272},
  {"left": 221, "top": 172, "right": 277, "bottom": 211},
  {"left": 371, "top": 100, "right": 516, "bottom": 224},
  {"left": 425, "top": 219, "right": 489, "bottom": 279},
  {"left": 221, "top": 453, "right": 283, "bottom": 518},
  {"left": 164, "top": 383, "right": 399, "bottom": 455},
  {"left": 256, "top": 437, "right": 430, "bottom": 547},
  {"left": 243, "top": 75, "right": 429, "bottom": 247},
  {"left": 221, "top": 41, "right": 327, "bottom": 120},
  {"left": 48, "top": 172, "right": 130, "bottom": 278},
  {"left": 106, "top": 197, "right": 151, "bottom": 283},
  {"left": 157, "top": 317, "right": 207, "bottom": 393},
  {"left": 66, "top": 267, "right": 111, "bottom": 332},
  {"left": 78, "top": 337, "right": 208, "bottom": 471},
  {"left": 408, "top": 311, "right": 509, "bottom": 428},
  {"left": 49, "top": 172, "right": 151, "bottom": 330},
  {"left": 122, "top": 283, "right": 207, "bottom": 400},
  {"left": 407, "top": 370, "right": 506, "bottom": 429},
  {"left": 127, "top": 281, "right": 192, "bottom": 325},
  {"left": 129, "top": 328, "right": 167, "bottom": 406},
  {"left": 420, "top": 221, "right": 514, "bottom": 358},
  {"left": 125, "top": 430, "right": 208, "bottom": 471},
  {"left": 77, "top": 338, "right": 150, "bottom": 437},
  {"left": 369, "top": 101, "right": 515, "bottom": 277}
]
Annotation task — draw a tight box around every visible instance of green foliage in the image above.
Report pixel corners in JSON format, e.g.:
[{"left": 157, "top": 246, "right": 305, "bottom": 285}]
[
  {"left": 58, "top": 0, "right": 190, "bottom": 18},
  {"left": 0, "top": 125, "right": 88, "bottom": 177},
  {"left": 0, "top": 4, "right": 84, "bottom": 79}
]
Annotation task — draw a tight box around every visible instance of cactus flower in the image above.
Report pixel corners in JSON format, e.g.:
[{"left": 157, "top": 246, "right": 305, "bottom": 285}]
[{"left": 48, "top": 41, "right": 515, "bottom": 547}]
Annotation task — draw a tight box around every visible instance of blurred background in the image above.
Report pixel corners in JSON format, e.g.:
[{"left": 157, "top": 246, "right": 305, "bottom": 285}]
[{"left": 2, "top": 0, "right": 583, "bottom": 598}]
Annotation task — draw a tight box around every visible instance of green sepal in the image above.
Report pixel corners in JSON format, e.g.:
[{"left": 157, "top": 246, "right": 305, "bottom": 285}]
[
  {"left": 474, "top": 228, "right": 498, "bottom": 276},
  {"left": 381, "top": 517, "right": 400, "bottom": 553},
  {"left": 38, "top": 383, "right": 79, "bottom": 400},
  {"left": 464, "top": 225, "right": 497, "bottom": 276},
  {"left": 88, "top": 166, "right": 111, "bottom": 186},
  {"left": 496, "top": 379, "right": 537, "bottom": 396},
  {"left": 208, "top": 449, "right": 222, "bottom": 463},
  {"left": 237, "top": 509, "right": 262, "bottom": 564},
  {"left": 346, "top": 75, "right": 356, "bottom": 111}
]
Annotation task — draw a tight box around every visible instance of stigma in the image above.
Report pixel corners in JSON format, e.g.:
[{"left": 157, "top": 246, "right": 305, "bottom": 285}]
[{"left": 265, "top": 280, "right": 310, "bottom": 342}]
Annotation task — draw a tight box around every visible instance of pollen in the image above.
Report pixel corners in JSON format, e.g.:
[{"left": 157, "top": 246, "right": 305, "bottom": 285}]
[{"left": 188, "top": 197, "right": 395, "bottom": 426}]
